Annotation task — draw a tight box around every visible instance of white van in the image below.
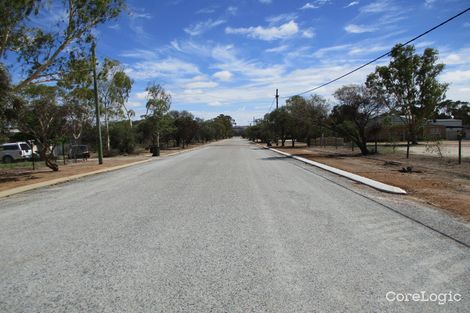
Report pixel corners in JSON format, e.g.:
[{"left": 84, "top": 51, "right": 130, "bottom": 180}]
[{"left": 0, "top": 142, "right": 33, "bottom": 163}]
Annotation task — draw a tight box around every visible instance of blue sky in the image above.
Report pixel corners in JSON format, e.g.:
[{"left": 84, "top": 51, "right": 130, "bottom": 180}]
[{"left": 32, "top": 1, "right": 470, "bottom": 124}]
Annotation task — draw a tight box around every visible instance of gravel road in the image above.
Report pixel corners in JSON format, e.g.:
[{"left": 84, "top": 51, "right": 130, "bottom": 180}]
[{"left": 1, "top": 138, "right": 469, "bottom": 312}]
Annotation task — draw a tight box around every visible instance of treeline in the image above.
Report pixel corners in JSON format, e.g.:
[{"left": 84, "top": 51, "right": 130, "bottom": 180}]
[
  {"left": 0, "top": 1, "right": 234, "bottom": 171},
  {"left": 245, "top": 44, "right": 468, "bottom": 155},
  {"left": 104, "top": 111, "right": 234, "bottom": 155}
]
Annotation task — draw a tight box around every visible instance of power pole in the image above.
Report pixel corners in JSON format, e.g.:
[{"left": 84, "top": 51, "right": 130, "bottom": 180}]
[
  {"left": 275, "top": 89, "right": 279, "bottom": 110},
  {"left": 92, "top": 42, "right": 103, "bottom": 165}
]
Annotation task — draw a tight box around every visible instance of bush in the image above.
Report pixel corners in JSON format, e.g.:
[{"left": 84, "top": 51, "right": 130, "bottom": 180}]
[{"left": 109, "top": 122, "right": 136, "bottom": 154}]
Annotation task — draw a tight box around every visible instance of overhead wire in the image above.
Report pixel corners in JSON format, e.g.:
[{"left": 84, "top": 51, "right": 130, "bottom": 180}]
[{"left": 279, "top": 6, "right": 470, "bottom": 100}]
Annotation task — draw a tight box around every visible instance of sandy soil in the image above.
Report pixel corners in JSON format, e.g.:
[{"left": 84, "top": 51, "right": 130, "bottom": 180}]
[
  {"left": 0, "top": 144, "right": 204, "bottom": 193},
  {"left": 273, "top": 143, "right": 470, "bottom": 221}
]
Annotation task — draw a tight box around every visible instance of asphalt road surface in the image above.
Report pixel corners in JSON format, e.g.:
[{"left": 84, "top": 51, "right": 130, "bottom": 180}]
[{"left": 1, "top": 138, "right": 469, "bottom": 312}]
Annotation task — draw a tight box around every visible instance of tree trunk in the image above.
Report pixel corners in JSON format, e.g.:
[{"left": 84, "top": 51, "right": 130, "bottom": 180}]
[
  {"left": 291, "top": 139, "right": 295, "bottom": 147},
  {"left": 41, "top": 146, "right": 59, "bottom": 171},
  {"left": 357, "top": 141, "right": 369, "bottom": 155},
  {"left": 104, "top": 108, "right": 110, "bottom": 154}
]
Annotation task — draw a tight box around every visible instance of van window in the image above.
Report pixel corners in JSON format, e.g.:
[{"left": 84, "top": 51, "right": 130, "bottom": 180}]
[
  {"left": 20, "top": 143, "right": 30, "bottom": 150},
  {"left": 3, "top": 145, "right": 16, "bottom": 150}
]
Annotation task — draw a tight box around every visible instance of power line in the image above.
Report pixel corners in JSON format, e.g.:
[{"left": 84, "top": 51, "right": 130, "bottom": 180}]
[
  {"left": 280, "top": 6, "right": 470, "bottom": 99},
  {"left": 268, "top": 96, "right": 276, "bottom": 112}
]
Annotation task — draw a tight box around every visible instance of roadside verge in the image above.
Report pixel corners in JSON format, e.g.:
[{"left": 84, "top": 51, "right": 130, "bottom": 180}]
[
  {"left": 267, "top": 147, "right": 407, "bottom": 195},
  {"left": 0, "top": 145, "right": 205, "bottom": 199}
]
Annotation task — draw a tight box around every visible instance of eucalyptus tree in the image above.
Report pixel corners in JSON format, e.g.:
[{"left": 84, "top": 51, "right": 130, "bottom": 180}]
[
  {"left": 0, "top": 0, "right": 125, "bottom": 90},
  {"left": 366, "top": 44, "right": 448, "bottom": 144},
  {"left": 286, "top": 94, "right": 328, "bottom": 147},
  {"left": 144, "top": 83, "right": 172, "bottom": 152},
  {"left": 97, "top": 59, "right": 134, "bottom": 153},
  {"left": 0, "top": 64, "right": 20, "bottom": 140},
  {"left": 331, "top": 84, "right": 385, "bottom": 155},
  {"left": 16, "top": 85, "right": 68, "bottom": 171},
  {"left": 58, "top": 56, "right": 95, "bottom": 143}
]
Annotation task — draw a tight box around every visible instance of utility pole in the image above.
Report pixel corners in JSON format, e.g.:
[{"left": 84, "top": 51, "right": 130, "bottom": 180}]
[
  {"left": 275, "top": 89, "right": 279, "bottom": 110},
  {"left": 92, "top": 42, "right": 103, "bottom": 165}
]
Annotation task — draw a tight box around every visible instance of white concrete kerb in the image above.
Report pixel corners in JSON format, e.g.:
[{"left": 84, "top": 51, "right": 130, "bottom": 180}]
[{"left": 268, "top": 147, "right": 407, "bottom": 195}]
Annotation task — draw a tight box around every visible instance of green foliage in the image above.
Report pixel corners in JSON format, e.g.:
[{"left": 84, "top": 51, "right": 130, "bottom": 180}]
[
  {"left": 246, "top": 94, "right": 327, "bottom": 147},
  {"left": 0, "top": 0, "right": 41, "bottom": 57},
  {"left": 1, "top": 0, "right": 125, "bottom": 90},
  {"left": 0, "top": 64, "right": 15, "bottom": 137},
  {"left": 16, "top": 85, "right": 69, "bottom": 171},
  {"left": 330, "top": 84, "right": 384, "bottom": 155},
  {"left": 109, "top": 121, "right": 136, "bottom": 154},
  {"left": 366, "top": 44, "right": 448, "bottom": 143},
  {"left": 288, "top": 94, "right": 328, "bottom": 146},
  {"left": 436, "top": 100, "right": 470, "bottom": 126},
  {"left": 144, "top": 83, "right": 172, "bottom": 147}
]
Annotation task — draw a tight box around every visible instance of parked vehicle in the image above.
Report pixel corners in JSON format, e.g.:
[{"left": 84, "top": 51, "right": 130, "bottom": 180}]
[
  {"left": 68, "top": 145, "right": 90, "bottom": 160},
  {"left": 0, "top": 142, "right": 33, "bottom": 163}
]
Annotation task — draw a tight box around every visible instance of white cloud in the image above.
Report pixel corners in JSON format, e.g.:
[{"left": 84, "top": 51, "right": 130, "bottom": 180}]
[
  {"left": 120, "top": 49, "right": 158, "bottom": 60},
  {"left": 225, "top": 20, "right": 299, "bottom": 41},
  {"left": 213, "top": 71, "right": 233, "bottom": 81},
  {"left": 266, "top": 45, "right": 289, "bottom": 53},
  {"left": 300, "top": 0, "right": 330, "bottom": 10},
  {"left": 259, "top": 0, "right": 272, "bottom": 3},
  {"left": 184, "top": 19, "right": 225, "bottom": 36},
  {"left": 266, "top": 13, "right": 298, "bottom": 25},
  {"left": 185, "top": 81, "right": 218, "bottom": 89},
  {"left": 424, "top": 0, "right": 436, "bottom": 8},
  {"left": 313, "top": 44, "right": 352, "bottom": 58},
  {"left": 360, "top": 0, "right": 391, "bottom": 13},
  {"left": 196, "top": 7, "right": 216, "bottom": 14},
  {"left": 441, "top": 70, "right": 470, "bottom": 81},
  {"left": 108, "top": 24, "right": 120, "bottom": 30},
  {"left": 344, "top": 24, "right": 377, "bottom": 33},
  {"left": 125, "top": 58, "right": 199, "bottom": 80},
  {"left": 301, "top": 3, "right": 320, "bottom": 9},
  {"left": 348, "top": 44, "right": 388, "bottom": 55},
  {"left": 439, "top": 47, "right": 470, "bottom": 65},
  {"left": 227, "top": 6, "right": 238, "bottom": 15},
  {"left": 345, "top": 1, "right": 359, "bottom": 8},
  {"left": 302, "top": 28, "right": 315, "bottom": 38}
]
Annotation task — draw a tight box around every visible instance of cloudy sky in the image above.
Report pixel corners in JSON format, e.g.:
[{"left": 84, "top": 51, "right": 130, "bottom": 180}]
[{"left": 51, "top": 1, "right": 470, "bottom": 124}]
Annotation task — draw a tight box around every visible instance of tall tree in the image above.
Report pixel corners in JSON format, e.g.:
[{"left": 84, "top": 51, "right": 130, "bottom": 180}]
[
  {"left": 331, "top": 84, "right": 384, "bottom": 155},
  {"left": 268, "top": 107, "right": 292, "bottom": 147},
  {"left": 144, "top": 83, "right": 172, "bottom": 151},
  {"left": 58, "top": 56, "right": 95, "bottom": 144},
  {"left": 366, "top": 44, "right": 448, "bottom": 144},
  {"left": 16, "top": 85, "right": 69, "bottom": 171},
  {"left": 287, "top": 94, "right": 328, "bottom": 147},
  {"left": 97, "top": 59, "right": 133, "bottom": 153},
  {"left": 1, "top": 0, "right": 125, "bottom": 90},
  {"left": 173, "top": 111, "right": 199, "bottom": 148},
  {"left": 0, "top": 64, "right": 20, "bottom": 139}
]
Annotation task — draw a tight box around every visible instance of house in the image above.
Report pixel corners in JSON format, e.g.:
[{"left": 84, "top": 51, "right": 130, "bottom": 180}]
[
  {"left": 369, "top": 115, "right": 465, "bottom": 141},
  {"left": 428, "top": 119, "right": 465, "bottom": 140}
]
